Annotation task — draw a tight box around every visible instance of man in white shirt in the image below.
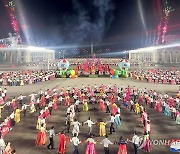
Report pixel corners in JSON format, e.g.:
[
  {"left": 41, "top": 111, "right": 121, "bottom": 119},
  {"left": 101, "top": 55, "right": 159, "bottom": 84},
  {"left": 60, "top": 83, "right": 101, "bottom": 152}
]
[
  {"left": 48, "top": 101, "right": 53, "bottom": 115},
  {"left": 38, "top": 89, "right": 43, "bottom": 99},
  {"left": 171, "top": 107, "right": 176, "bottom": 120},
  {"left": 10, "top": 112, "right": 15, "bottom": 127},
  {"left": 71, "top": 133, "right": 81, "bottom": 154},
  {"left": 130, "top": 131, "right": 140, "bottom": 154},
  {"left": 73, "top": 95, "right": 78, "bottom": 102},
  {"left": 130, "top": 99, "right": 134, "bottom": 112},
  {"left": 72, "top": 119, "right": 81, "bottom": 136},
  {"left": 164, "top": 93, "right": 169, "bottom": 103},
  {"left": 100, "top": 135, "right": 113, "bottom": 154},
  {"left": 5, "top": 101, "right": 11, "bottom": 114},
  {"left": 58, "top": 95, "right": 64, "bottom": 106},
  {"left": 21, "top": 103, "right": 29, "bottom": 117},
  {"left": 75, "top": 100, "right": 80, "bottom": 112},
  {"left": 105, "top": 99, "right": 110, "bottom": 113},
  {"left": 84, "top": 117, "right": 95, "bottom": 135},
  {"left": 18, "top": 94, "right": 26, "bottom": 107},
  {"left": 109, "top": 114, "right": 115, "bottom": 134},
  {"left": 47, "top": 126, "right": 55, "bottom": 150},
  {"left": 29, "top": 92, "right": 37, "bottom": 102}
]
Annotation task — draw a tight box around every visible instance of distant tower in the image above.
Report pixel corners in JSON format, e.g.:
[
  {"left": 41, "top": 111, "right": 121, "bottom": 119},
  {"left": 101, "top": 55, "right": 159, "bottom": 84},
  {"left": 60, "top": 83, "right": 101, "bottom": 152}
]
[{"left": 91, "top": 40, "right": 93, "bottom": 55}]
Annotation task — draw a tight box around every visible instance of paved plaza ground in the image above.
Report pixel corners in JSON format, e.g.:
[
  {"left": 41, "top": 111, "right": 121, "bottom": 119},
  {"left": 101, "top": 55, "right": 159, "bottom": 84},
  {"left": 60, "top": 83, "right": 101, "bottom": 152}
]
[{"left": 1, "top": 77, "right": 180, "bottom": 154}]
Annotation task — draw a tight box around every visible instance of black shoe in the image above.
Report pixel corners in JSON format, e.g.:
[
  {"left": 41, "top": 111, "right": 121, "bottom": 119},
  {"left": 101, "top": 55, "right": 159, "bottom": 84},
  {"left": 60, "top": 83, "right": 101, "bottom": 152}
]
[{"left": 47, "top": 146, "right": 50, "bottom": 150}]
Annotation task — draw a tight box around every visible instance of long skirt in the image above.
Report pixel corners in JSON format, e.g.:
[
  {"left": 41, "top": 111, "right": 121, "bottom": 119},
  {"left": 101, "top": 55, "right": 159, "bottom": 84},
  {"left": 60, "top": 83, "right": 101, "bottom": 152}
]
[
  {"left": 143, "top": 139, "right": 151, "bottom": 152},
  {"left": 115, "top": 117, "right": 121, "bottom": 127},
  {"left": 118, "top": 144, "right": 127, "bottom": 154},
  {"left": 85, "top": 142, "right": 96, "bottom": 154},
  {"left": 164, "top": 107, "right": 171, "bottom": 116},
  {"left": 35, "top": 131, "right": 47, "bottom": 146},
  {"left": 99, "top": 102, "right": 105, "bottom": 111},
  {"left": 83, "top": 102, "right": 89, "bottom": 111}
]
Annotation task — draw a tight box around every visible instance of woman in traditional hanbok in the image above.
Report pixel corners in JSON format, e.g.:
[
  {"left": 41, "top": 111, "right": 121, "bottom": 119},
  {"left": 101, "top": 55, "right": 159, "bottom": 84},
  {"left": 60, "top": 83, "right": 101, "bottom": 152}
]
[
  {"left": 65, "top": 95, "right": 70, "bottom": 106},
  {"left": 117, "top": 136, "right": 127, "bottom": 154},
  {"left": 98, "top": 119, "right": 106, "bottom": 137},
  {"left": 14, "top": 107, "right": 22, "bottom": 123},
  {"left": 138, "top": 133, "right": 151, "bottom": 153},
  {"left": 30, "top": 101, "right": 36, "bottom": 113},
  {"left": 109, "top": 94, "right": 116, "bottom": 104},
  {"left": 44, "top": 107, "right": 50, "bottom": 119},
  {"left": 85, "top": 136, "right": 96, "bottom": 154},
  {"left": 111, "top": 103, "right": 118, "bottom": 115},
  {"left": 40, "top": 95, "right": 45, "bottom": 107},
  {"left": 125, "top": 89, "right": 130, "bottom": 101},
  {"left": 134, "top": 102, "right": 140, "bottom": 114},
  {"left": 83, "top": 100, "right": 89, "bottom": 111},
  {"left": 35, "top": 124, "right": 47, "bottom": 146},
  {"left": 57, "top": 131, "right": 66, "bottom": 154},
  {"left": 99, "top": 99, "right": 105, "bottom": 111},
  {"left": 155, "top": 100, "right": 161, "bottom": 112},
  {"left": 11, "top": 97, "right": 16, "bottom": 110},
  {"left": 52, "top": 98, "right": 58, "bottom": 110},
  {"left": 138, "top": 94, "right": 143, "bottom": 103},
  {"left": 115, "top": 113, "right": 121, "bottom": 127},
  {"left": 147, "top": 96, "right": 151, "bottom": 106},
  {"left": 80, "top": 93, "right": 86, "bottom": 102},
  {"left": 36, "top": 115, "right": 42, "bottom": 130},
  {"left": 164, "top": 104, "right": 171, "bottom": 116},
  {"left": 169, "top": 97, "right": 175, "bottom": 107},
  {"left": 141, "top": 111, "right": 148, "bottom": 126},
  {"left": 29, "top": 78, "right": 32, "bottom": 84},
  {"left": 99, "top": 89, "right": 104, "bottom": 97}
]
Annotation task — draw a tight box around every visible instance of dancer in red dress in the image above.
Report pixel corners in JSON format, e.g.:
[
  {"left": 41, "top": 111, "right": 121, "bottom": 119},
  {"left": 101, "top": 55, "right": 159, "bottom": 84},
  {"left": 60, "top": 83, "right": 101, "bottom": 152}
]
[
  {"left": 99, "top": 99, "right": 106, "bottom": 111},
  {"left": 117, "top": 136, "right": 127, "bottom": 154},
  {"left": 40, "top": 95, "right": 45, "bottom": 107},
  {"left": 85, "top": 136, "right": 97, "bottom": 154},
  {"left": 57, "top": 131, "right": 66, "bottom": 154},
  {"left": 35, "top": 124, "right": 47, "bottom": 146}
]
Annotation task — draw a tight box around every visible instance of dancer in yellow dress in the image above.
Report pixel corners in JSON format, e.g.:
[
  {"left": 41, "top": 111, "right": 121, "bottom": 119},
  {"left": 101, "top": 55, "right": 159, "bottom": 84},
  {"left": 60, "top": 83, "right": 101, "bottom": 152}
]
[
  {"left": 134, "top": 102, "right": 140, "bottom": 114},
  {"left": 14, "top": 107, "right": 22, "bottom": 123},
  {"left": 83, "top": 100, "right": 89, "bottom": 111},
  {"left": 98, "top": 119, "right": 107, "bottom": 137},
  {"left": 30, "top": 100, "right": 36, "bottom": 113}
]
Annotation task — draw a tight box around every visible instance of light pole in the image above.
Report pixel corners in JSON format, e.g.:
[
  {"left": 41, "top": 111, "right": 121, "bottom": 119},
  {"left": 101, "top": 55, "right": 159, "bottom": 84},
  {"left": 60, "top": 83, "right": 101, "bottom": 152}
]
[
  {"left": 59, "top": 51, "right": 61, "bottom": 59},
  {"left": 62, "top": 50, "right": 65, "bottom": 59},
  {"left": 47, "top": 58, "right": 49, "bottom": 71}
]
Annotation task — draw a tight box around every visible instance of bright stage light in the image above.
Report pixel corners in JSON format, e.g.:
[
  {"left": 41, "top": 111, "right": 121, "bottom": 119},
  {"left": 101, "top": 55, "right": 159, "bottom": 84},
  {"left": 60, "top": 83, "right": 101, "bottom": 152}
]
[{"left": 128, "top": 43, "right": 180, "bottom": 53}]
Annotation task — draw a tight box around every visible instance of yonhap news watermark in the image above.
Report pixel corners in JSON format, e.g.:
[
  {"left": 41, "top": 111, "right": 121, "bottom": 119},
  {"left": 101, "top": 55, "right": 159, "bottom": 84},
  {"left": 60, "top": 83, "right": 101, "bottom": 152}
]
[{"left": 150, "top": 139, "right": 180, "bottom": 152}]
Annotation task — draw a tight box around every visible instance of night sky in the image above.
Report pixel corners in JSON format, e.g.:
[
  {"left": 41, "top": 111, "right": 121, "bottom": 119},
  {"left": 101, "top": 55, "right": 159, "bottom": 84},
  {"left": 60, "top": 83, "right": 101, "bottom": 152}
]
[{"left": 0, "top": 0, "right": 180, "bottom": 54}]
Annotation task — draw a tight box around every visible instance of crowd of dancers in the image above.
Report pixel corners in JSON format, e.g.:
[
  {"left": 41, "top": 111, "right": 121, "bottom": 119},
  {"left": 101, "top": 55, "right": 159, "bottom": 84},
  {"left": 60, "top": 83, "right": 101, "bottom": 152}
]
[
  {"left": 0, "top": 70, "right": 55, "bottom": 86},
  {"left": 130, "top": 69, "right": 180, "bottom": 85},
  {"left": 0, "top": 82, "right": 179, "bottom": 154}
]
